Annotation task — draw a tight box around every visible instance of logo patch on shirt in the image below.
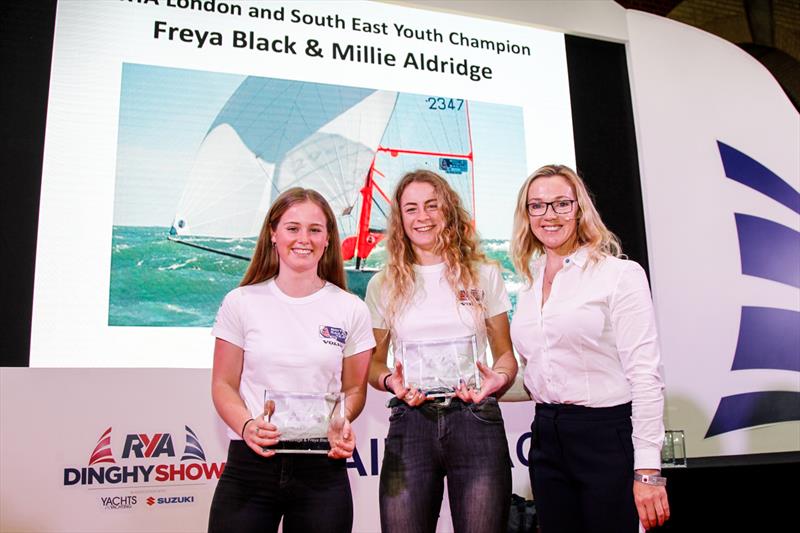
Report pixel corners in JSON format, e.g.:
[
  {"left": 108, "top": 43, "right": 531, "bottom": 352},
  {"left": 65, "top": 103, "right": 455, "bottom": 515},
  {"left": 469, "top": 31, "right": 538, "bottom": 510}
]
[
  {"left": 319, "top": 325, "right": 348, "bottom": 346},
  {"left": 457, "top": 288, "right": 485, "bottom": 306}
]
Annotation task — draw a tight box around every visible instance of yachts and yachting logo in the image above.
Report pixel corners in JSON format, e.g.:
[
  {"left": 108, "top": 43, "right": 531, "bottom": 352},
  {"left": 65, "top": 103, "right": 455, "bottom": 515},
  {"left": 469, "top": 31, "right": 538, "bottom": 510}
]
[
  {"left": 319, "top": 325, "right": 347, "bottom": 346},
  {"left": 99, "top": 495, "right": 137, "bottom": 510},
  {"left": 457, "top": 288, "right": 484, "bottom": 306},
  {"left": 64, "top": 425, "right": 224, "bottom": 487},
  {"left": 706, "top": 141, "right": 800, "bottom": 438},
  {"left": 145, "top": 495, "right": 195, "bottom": 507}
]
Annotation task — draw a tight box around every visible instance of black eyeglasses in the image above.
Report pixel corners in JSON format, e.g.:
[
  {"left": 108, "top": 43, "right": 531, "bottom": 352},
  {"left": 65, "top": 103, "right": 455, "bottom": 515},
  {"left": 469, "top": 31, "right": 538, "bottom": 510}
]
[{"left": 526, "top": 199, "right": 576, "bottom": 217}]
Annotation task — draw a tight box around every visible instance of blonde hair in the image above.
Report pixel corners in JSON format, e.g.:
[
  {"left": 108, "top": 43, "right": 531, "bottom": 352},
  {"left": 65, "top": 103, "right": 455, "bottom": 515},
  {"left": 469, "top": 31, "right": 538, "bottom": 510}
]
[
  {"left": 241, "top": 187, "right": 347, "bottom": 290},
  {"left": 382, "top": 170, "right": 488, "bottom": 328},
  {"left": 510, "top": 164, "right": 622, "bottom": 284}
]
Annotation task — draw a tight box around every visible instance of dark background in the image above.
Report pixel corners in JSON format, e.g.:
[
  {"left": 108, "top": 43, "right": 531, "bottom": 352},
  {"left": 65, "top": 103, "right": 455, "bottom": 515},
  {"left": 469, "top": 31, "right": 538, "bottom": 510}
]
[
  {"left": 1, "top": 1, "right": 54, "bottom": 368},
  {"left": 1, "top": 1, "right": 796, "bottom": 530}
]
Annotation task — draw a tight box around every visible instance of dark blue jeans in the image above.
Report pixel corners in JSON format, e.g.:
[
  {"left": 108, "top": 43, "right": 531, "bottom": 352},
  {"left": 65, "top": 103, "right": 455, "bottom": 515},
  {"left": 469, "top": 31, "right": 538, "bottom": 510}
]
[
  {"left": 529, "top": 402, "right": 638, "bottom": 533},
  {"left": 208, "top": 440, "right": 352, "bottom": 533},
  {"left": 379, "top": 397, "right": 512, "bottom": 533}
]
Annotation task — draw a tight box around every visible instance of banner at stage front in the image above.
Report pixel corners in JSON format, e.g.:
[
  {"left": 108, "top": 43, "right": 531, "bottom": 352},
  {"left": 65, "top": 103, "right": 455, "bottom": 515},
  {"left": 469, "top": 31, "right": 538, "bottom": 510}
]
[{"left": 0, "top": 368, "right": 537, "bottom": 533}]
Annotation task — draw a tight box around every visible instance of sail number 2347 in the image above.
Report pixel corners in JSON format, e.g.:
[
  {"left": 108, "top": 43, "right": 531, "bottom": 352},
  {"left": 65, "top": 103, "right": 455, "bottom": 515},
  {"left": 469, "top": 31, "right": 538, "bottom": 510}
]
[{"left": 425, "top": 97, "right": 464, "bottom": 111}]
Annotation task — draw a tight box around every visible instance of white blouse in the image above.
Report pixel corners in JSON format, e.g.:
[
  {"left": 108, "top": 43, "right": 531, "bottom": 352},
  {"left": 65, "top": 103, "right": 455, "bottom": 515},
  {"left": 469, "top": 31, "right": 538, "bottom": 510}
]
[{"left": 510, "top": 248, "right": 665, "bottom": 470}]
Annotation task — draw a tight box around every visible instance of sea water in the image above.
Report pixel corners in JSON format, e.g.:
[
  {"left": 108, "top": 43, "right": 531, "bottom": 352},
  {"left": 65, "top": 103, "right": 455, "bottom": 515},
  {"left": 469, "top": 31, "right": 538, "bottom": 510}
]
[{"left": 109, "top": 226, "right": 521, "bottom": 327}]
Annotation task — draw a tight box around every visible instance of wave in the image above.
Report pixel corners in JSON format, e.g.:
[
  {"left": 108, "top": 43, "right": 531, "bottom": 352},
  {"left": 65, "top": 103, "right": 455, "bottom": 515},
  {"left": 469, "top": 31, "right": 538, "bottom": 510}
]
[
  {"left": 158, "top": 257, "right": 199, "bottom": 271},
  {"left": 110, "top": 226, "right": 521, "bottom": 327}
]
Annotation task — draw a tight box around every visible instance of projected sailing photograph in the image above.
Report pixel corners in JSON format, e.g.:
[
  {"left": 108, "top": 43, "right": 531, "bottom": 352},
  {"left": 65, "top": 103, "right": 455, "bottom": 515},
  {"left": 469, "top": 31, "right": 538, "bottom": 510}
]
[{"left": 110, "top": 63, "right": 528, "bottom": 327}]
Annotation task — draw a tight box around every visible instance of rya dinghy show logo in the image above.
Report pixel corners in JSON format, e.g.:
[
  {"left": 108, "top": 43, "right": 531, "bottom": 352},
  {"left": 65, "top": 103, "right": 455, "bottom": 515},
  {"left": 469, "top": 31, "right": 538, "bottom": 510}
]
[
  {"left": 64, "top": 425, "right": 224, "bottom": 487},
  {"left": 319, "top": 325, "right": 348, "bottom": 346},
  {"left": 706, "top": 142, "right": 800, "bottom": 438}
]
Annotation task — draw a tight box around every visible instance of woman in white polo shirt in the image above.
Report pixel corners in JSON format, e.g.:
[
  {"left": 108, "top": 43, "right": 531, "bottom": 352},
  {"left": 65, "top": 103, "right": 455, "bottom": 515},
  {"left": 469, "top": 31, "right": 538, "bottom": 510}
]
[
  {"left": 366, "top": 169, "right": 518, "bottom": 533},
  {"left": 509, "top": 164, "right": 669, "bottom": 532},
  {"left": 207, "top": 188, "right": 375, "bottom": 533}
]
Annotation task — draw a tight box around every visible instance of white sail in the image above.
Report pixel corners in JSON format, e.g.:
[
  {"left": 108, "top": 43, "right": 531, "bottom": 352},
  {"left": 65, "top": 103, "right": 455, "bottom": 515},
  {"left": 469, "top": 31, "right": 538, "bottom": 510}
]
[
  {"left": 369, "top": 94, "right": 475, "bottom": 233},
  {"left": 171, "top": 124, "right": 273, "bottom": 238},
  {"left": 170, "top": 77, "right": 397, "bottom": 242},
  {"left": 272, "top": 91, "right": 398, "bottom": 236}
]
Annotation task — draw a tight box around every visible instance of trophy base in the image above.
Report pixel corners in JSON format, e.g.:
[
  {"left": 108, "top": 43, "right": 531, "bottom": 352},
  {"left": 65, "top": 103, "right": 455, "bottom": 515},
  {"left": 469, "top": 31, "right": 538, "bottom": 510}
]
[
  {"left": 424, "top": 387, "right": 456, "bottom": 398},
  {"left": 263, "top": 438, "right": 330, "bottom": 455},
  {"left": 413, "top": 386, "right": 481, "bottom": 398}
]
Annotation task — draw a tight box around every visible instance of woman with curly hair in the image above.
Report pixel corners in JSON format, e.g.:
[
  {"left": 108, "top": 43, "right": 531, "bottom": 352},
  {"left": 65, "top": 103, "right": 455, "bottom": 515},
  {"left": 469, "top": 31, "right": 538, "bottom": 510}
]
[
  {"left": 365, "top": 169, "right": 518, "bottom": 533},
  {"left": 509, "top": 164, "right": 669, "bottom": 532}
]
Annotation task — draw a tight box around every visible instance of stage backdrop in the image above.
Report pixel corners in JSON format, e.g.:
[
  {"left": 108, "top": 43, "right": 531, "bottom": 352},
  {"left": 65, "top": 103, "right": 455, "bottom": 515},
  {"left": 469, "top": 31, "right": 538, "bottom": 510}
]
[
  {"left": 3, "top": 0, "right": 799, "bottom": 532},
  {"left": 626, "top": 10, "right": 800, "bottom": 459}
]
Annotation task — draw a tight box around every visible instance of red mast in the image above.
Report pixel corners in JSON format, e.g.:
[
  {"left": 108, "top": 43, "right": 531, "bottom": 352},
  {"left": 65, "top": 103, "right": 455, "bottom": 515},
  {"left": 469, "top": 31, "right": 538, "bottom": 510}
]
[{"left": 343, "top": 158, "right": 386, "bottom": 269}]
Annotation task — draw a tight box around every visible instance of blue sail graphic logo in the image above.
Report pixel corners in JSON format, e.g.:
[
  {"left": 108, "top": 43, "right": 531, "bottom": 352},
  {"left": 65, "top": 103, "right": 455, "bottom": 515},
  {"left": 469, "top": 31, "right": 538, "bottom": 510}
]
[
  {"left": 706, "top": 142, "right": 800, "bottom": 437},
  {"left": 181, "top": 425, "right": 207, "bottom": 462}
]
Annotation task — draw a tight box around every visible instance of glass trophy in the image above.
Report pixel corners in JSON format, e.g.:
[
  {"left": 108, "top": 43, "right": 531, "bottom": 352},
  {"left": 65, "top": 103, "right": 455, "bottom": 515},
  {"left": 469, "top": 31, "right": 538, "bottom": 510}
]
[
  {"left": 397, "top": 335, "right": 480, "bottom": 397},
  {"left": 661, "top": 429, "right": 687, "bottom": 467},
  {"left": 262, "top": 390, "right": 345, "bottom": 454}
]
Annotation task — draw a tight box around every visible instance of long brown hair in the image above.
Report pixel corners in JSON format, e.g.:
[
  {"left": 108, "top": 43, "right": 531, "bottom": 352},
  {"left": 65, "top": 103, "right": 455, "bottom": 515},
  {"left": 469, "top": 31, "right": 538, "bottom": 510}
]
[
  {"left": 240, "top": 187, "right": 347, "bottom": 290},
  {"left": 382, "top": 170, "right": 488, "bottom": 327},
  {"left": 510, "top": 164, "right": 622, "bottom": 284}
]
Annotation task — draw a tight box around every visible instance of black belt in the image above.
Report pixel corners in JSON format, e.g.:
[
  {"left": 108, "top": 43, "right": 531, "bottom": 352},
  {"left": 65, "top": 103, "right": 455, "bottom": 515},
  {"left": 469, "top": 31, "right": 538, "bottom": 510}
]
[
  {"left": 387, "top": 395, "right": 464, "bottom": 408},
  {"left": 535, "top": 402, "right": 632, "bottom": 420}
]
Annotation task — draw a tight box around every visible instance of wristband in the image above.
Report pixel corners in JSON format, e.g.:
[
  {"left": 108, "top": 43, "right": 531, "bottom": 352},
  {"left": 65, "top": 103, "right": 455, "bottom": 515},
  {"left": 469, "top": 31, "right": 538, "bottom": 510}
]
[
  {"left": 382, "top": 372, "right": 394, "bottom": 393},
  {"left": 241, "top": 418, "right": 254, "bottom": 440},
  {"left": 634, "top": 473, "right": 667, "bottom": 486}
]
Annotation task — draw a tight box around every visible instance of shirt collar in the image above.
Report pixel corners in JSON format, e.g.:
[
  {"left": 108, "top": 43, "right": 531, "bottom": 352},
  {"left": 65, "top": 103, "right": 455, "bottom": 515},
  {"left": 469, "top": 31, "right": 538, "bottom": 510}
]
[
  {"left": 568, "top": 247, "right": 590, "bottom": 269},
  {"left": 532, "top": 246, "right": 590, "bottom": 275}
]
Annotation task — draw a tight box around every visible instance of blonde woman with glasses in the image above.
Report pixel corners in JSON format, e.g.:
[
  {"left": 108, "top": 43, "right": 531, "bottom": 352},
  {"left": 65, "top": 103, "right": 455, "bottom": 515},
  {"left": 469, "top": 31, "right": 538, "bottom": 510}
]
[{"left": 509, "top": 164, "right": 669, "bottom": 532}]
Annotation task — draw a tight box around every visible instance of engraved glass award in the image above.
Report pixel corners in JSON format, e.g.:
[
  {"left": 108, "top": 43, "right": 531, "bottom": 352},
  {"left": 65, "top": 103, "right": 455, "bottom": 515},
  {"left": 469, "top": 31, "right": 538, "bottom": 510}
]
[
  {"left": 262, "top": 390, "right": 345, "bottom": 454},
  {"left": 661, "top": 430, "right": 687, "bottom": 467},
  {"left": 397, "top": 335, "right": 480, "bottom": 397}
]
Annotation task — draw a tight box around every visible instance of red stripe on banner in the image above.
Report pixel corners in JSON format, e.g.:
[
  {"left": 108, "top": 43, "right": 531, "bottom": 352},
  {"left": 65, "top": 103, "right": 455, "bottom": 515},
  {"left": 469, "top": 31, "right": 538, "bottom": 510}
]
[
  {"left": 89, "top": 448, "right": 115, "bottom": 465},
  {"left": 143, "top": 434, "right": 163, "bottom": 457},
  {"left": 88, "top": 435, "right": 114, "bottom": 465}
]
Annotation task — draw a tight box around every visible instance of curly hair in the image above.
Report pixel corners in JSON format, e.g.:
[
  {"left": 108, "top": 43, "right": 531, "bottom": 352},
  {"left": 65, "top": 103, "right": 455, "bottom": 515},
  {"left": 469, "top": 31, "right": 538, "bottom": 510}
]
[
  {"left": 240, "top": 187, "right": 346, "bottom": 290},
  {"left": 510, "top": 164, "right": 622, "bottom": 285},
  {"left": 381, "top": 169, "right": 489, "bottom": 329}
]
